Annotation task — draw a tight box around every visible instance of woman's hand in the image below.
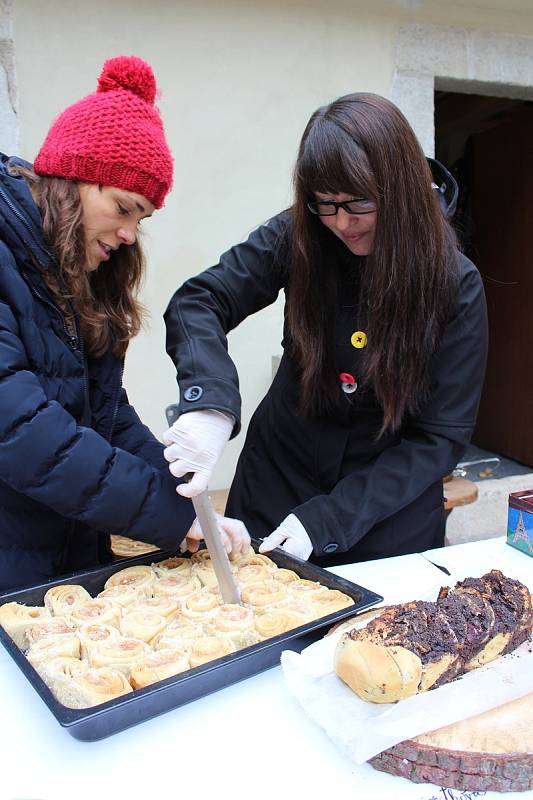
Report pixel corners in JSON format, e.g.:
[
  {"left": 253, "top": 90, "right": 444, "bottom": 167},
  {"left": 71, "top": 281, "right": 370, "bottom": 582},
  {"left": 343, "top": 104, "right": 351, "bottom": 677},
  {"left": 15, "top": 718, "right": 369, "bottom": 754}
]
[
  {"left": 259, "top": 514, "right": 313, "bottom": 560},
  {"left": 162, "top": 409, "right": 233, "bottom": 498},
  {"left": 181, "top": 512, "right": 251, "bottom": 558}
]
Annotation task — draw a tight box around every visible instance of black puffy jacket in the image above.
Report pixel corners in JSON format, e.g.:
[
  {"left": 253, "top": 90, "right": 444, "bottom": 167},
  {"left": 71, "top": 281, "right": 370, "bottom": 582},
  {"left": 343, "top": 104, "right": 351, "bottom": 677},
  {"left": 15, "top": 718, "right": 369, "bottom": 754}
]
[{"left": 0, "top": 155, "right": 194, "bottom": 590}]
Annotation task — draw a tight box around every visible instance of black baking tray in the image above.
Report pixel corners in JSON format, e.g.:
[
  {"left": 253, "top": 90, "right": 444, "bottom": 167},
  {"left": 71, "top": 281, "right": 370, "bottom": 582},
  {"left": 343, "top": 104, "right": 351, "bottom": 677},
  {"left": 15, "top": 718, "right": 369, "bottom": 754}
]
[{"left": 0, "top": 541, "right": 382, "bottom": 741}]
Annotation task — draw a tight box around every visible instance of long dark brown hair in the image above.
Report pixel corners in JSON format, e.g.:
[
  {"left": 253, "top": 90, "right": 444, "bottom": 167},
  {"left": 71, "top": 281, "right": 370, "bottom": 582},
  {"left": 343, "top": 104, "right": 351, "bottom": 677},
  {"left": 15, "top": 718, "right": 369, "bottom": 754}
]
[
  {"left": 12, "top": 165, "right": 145, "bottom": 358},
  {"left": 289, "top": 93, "right": 459, "bottom": 433}
]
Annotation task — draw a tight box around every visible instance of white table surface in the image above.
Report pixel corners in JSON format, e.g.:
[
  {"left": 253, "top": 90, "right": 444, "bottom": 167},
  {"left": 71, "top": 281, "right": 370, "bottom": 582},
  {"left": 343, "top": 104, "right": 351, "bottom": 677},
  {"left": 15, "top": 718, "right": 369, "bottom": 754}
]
[{"left": 1, "top": 537, "right": 531, "bottom": 800}]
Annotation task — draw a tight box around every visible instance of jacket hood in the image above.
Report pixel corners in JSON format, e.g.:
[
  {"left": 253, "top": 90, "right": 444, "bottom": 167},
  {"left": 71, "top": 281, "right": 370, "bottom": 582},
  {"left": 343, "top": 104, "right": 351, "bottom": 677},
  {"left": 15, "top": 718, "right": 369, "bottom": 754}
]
[
  {"left": 0, "top": 153, "right": 55, "bottom": 269},
  {"left": 428, "top": 157, "right": 458, "bottom": 219}
]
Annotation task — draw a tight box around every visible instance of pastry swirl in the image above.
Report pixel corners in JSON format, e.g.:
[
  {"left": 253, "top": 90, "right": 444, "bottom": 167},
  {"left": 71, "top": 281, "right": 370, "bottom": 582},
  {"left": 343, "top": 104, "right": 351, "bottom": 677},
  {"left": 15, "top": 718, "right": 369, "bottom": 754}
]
[
  {"left": 104, "top": 565, "right": 155, "bottom": 594},
  {"left": 120, "top": 609, "right": 167, "bottom": 643},
  {"left": 96, "top": 585, "right": 139, "bottom": 608},
  {"left": 69, "top": 599, "right": 121, "bottom": 629},
  {"left": 152, "top": 556, "right": 192, "bottom": 578},
  {"left": 44, "top": 585, "right": 92, "bottom": 616},
  {"left": 240, "top": 581, "right": 287, "bottom": 609},
  {"left": 87, "top": 637, "right": 151, "bottom": 678},
  {"left": 26, "top": 634, "right": 81, "bottom": 666},
  {"left": 254, "top": 609, "right": 308, "bottom": 640},
  {"left": 180, "top": 590, "right": 222, "bottom": 619},
  {"left": 205, "top": 604, "right": 258, "bottom": 648},
  {"left": 0, "top": 603, "right": 52, "bottom": 649},
  {"left": 77, "top": 622, "right": 121, "bottom": 659},
  {"left": 130, "top": 648, "right": 190, "bottom": 689},
  {"left": 24, "top": 616, "right": 77, "bottom": 649},
  {"left": 152, "top": 573, "right": 201, "bottom": 599},
  {"left": 188, "top": 634, "right": 235, "bottom": 668},
  {"left": 40, "top": 657, "right": 133, "bottom": 708}
]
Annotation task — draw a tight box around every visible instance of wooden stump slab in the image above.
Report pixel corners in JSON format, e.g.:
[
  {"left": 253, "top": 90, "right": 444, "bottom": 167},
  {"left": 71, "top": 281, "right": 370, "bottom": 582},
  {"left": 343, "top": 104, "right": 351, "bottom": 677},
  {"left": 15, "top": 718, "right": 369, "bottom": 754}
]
[{"left": 369, "top": 692, "right": 533, "bottom": 792}]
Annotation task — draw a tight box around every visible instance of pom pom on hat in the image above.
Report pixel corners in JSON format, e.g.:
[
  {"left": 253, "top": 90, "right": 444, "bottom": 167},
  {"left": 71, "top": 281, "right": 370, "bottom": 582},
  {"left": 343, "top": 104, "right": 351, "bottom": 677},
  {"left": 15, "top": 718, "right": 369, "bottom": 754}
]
[
  {"left": 34, "top": 55, "right": 173, "bottom": 208},
  {"left": 97, "top": 55, "right": 157, "bottom": 104}
]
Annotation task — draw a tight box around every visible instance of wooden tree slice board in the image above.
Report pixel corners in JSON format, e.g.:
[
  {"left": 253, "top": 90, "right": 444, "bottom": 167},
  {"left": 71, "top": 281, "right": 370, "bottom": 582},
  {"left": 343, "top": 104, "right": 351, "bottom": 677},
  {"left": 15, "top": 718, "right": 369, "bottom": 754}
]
[{"left": 369, "top": 692, "right": 533, "bottom": 792}]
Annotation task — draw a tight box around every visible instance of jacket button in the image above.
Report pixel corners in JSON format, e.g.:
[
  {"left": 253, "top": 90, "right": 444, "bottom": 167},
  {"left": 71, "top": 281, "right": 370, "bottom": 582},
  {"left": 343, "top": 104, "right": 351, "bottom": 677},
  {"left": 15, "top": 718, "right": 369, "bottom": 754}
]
[
  {"left": 183, "top": 385, "right": 203, "bottom": 402},
  {"left": 322, "top": 543, "right": 338, "bottom": 554}
]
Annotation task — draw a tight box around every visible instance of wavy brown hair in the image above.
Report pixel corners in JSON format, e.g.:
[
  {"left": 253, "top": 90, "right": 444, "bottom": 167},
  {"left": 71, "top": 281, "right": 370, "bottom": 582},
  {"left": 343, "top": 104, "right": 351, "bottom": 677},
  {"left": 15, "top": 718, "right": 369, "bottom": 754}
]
[
  {"left": 13, "top": 165, "right": 145, "bottom": 358},
  {"left": 289, "top": 93, "right": 459, "bottom": 434}
]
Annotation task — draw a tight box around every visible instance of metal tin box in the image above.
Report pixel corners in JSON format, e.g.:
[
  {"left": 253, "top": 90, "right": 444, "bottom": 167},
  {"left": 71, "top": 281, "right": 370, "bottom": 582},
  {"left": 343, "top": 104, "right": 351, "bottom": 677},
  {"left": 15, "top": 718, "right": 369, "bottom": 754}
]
[
  {"left": 508, "top": 490, "right": 533, "bottom": 557},
  {"left": 0, "top": 543, "right": 382, "bottom": 741}
]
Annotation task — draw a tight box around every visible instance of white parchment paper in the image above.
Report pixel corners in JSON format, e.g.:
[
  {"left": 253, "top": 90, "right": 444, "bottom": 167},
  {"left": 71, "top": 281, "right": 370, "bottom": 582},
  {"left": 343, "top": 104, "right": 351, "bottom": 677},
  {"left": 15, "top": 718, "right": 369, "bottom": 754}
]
[{"left": 281, "top": 568, "right": 533, "bottom": 764}]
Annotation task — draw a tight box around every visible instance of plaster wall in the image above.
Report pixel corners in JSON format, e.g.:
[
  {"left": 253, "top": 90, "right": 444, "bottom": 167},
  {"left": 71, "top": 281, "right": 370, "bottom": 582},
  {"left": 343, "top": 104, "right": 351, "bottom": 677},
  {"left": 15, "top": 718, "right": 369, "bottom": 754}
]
[{"left": 11, "top": 0, "right": 533, "bottom": 490}]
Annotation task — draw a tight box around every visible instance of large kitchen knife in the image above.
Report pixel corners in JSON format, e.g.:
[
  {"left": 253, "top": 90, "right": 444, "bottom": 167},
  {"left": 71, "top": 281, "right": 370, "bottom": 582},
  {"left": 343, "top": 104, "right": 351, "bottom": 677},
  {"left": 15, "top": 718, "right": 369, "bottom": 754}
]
[
  {"left": 191, "top": 489, "right": 242, "bottom": 605},
  {"left": 164, "top": 403, "right": 242, "bottom": 606}
]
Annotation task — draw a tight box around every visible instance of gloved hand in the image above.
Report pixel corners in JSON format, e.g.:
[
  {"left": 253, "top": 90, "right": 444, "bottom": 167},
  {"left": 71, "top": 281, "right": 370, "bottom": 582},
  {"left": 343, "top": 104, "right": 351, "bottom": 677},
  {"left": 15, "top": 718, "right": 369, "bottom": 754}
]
[
  {"left": 181, "top": 512, "right": 251, "bottom": 559},
  {"left": 259, "top": 513, "right": 313, "bottom": 560},
  {"left": 162, "top": 409, "right": 233, "bottom": 498}
]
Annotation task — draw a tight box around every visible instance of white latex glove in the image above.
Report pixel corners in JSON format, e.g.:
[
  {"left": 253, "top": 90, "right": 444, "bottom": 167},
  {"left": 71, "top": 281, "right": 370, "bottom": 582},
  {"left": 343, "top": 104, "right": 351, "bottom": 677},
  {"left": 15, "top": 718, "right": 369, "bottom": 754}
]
[
  {"left": 259, "top": 513, "right": 313, "bottom": 561},
  {"left": 162, "top": 409, "right": 233, "bottom": 498},
  {"left": 181, "top": 512, "right": 251, "bottom": 559}
]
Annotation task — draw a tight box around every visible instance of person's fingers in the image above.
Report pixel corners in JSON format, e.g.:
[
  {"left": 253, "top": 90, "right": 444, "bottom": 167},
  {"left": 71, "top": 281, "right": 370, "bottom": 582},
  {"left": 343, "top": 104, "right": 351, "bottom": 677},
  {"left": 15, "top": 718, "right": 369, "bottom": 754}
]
[
  {"left": 161, "top": 428, "right": 176, "bottom": 447},
  {"left": 217, "top": 517, "right": 251, "bottom": 553},
  {"left": 258, "top": 529, "right": 287, "bottom": 553},
  {"left": 185, "top": 536, "right": 200, "bottom": 553},
  {"left": 176, "top": 472, "right": 209, "bottom": 497}
]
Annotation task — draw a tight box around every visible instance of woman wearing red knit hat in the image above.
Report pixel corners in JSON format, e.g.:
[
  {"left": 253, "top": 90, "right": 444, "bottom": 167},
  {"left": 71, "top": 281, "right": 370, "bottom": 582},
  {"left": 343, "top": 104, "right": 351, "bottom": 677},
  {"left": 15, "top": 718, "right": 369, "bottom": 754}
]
[{"left": 0, "top": 55, "right": 249, "bottom": 590}]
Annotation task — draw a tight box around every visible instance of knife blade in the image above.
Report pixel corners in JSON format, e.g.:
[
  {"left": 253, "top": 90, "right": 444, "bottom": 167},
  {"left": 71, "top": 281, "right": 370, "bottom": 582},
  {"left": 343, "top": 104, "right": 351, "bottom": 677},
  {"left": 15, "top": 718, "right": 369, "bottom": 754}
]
[{"left": 191, "top": 489, "right": 242, "bottom": 605}]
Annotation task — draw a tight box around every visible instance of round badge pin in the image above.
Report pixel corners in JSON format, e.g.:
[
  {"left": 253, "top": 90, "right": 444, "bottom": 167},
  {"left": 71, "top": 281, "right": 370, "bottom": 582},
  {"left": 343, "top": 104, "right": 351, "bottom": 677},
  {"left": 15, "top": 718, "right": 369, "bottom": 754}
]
[{"left": 350, "top": 331, "right": 367, "bottom": 349}]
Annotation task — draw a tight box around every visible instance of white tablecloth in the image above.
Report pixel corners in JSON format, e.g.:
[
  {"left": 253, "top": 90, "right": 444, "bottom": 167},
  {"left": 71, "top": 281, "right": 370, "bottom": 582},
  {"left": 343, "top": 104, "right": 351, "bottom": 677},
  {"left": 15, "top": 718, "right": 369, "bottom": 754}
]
[{"left": 1, "top": 538, "right": 531, "bottom": 800}]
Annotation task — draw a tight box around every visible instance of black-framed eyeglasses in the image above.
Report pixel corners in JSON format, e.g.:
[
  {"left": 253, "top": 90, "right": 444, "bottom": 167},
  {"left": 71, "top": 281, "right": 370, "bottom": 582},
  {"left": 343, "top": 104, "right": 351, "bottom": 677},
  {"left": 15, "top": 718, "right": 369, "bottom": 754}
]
[{"left": 307, "top": 198, "right": 377, "bottom": 216}]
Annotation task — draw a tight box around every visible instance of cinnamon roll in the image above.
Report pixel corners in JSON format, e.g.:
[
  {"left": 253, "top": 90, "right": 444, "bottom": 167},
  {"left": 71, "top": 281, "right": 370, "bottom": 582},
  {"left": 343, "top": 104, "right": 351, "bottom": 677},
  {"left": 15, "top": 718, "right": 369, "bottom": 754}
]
[
  {"left": 235, "top": 564, "right": 273, "bottom": 587},
  {"left": 152, "top": 573, "right": 201, "bottom": 600},
  {"left": 152, "top": 617, "right": 205, "bottom": 652},
  {"left": 43, "top": 585, "right": 92, "bottom": 616},
  {"left": 26, "top": 634, "right": 81, "bottom": 666},
  {"left": 271, "top": 568, "right": 301, "bottom": 585},
  {"left": 190, "top": 548, "right": 213, "bottom": 565},
  {"left": 152, "top": 556, "right": 192, "bottom": 578},
  {"left": 311, "top": 589, "right": 355, "bottom": 617},
  {"left": 205, "top": 604, "right": 259, "bottom": 648},
  {"left": 41, "top": 657, "right": 133, "bottom": 708},
  {"left": 130, "top": 648, "right": 191, "bottom": 689},
  {"left": 103, "top": 565, "right": 155, "bottom": 594},
  {"left": 192, "top": 563, "right": 220, "bottom": 589},
  {"left": 287, "top": 579, "right": 327, "bottom": 601},
  {"left": 180, "top": 590, "right": 223, "bottom": 619},
  {"left": 240, "top": 581, "right": 288, "bottom": 609},
  {"left": 130, "top": 595, "right": 179, "bottom": 619},
  {"left": 87, "top": 637, "right": 151, "bottom": 678},
  {"left": 77, "top": 622, "right": 121, "bottom": 660},
  {"left": 0, "top": 602, "right": 52, "bottom": 649},
  {"left": 254, "top": 609, "right": 309, "bottom": 640},
  {"left": 188, "top": 634, "right": 235, "bottom": 668},
  {"left": 96, "top": 584, "right": 138, "bottom": 608},
  {"left": 120, "top": 609, "right": 167, "bottom": 644},
  {"left": 69, "top": 599, "right": 121, "bottom": 629},
  {"left": 24, "top": 616, "right": 77, "bottom": 649}
]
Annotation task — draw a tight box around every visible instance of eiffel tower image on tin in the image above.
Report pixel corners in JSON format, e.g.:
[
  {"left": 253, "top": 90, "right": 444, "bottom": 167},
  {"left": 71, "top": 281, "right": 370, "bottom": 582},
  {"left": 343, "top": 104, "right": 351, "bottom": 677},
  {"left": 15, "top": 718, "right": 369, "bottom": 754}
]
[{"left": 512, "top": 511, "right": 533, "bottom": 554}]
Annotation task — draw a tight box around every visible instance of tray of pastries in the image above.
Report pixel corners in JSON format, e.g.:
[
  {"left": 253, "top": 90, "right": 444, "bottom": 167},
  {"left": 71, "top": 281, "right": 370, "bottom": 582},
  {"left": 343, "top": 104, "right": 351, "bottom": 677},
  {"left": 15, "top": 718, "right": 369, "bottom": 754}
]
[{"left": 0, "top": 540, "right": 382, "bottom": 741}]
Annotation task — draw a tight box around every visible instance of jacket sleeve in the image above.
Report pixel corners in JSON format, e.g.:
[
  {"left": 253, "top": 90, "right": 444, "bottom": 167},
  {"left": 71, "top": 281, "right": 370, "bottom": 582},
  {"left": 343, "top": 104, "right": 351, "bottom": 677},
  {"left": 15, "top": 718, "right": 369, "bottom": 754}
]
[
  {"left": 164, "top": 212, "right": 290, "bottom": 435},
  {"left": 0, "top": 299, "right": 195, "bottom": 552},
  {"left": 111, "top": 388, "right": 169, "bottom": 472},
  {"left": 294, "top": 255, "right": 488, "bottom": 555}
]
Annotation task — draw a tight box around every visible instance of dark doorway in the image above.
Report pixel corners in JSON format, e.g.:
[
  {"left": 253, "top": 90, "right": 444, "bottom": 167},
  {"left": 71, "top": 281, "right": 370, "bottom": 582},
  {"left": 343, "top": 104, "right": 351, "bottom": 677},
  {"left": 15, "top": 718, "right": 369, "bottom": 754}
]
[{"left": 435, "top": 90, "right": 533, "bottom": 467}]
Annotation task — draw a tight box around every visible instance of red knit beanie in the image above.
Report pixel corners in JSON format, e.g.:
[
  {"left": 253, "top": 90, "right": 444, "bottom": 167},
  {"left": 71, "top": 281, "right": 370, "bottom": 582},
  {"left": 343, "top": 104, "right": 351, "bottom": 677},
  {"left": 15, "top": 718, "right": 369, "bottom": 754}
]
[{"left": 34, "top": 55, "right": 173, "bottom": 208}]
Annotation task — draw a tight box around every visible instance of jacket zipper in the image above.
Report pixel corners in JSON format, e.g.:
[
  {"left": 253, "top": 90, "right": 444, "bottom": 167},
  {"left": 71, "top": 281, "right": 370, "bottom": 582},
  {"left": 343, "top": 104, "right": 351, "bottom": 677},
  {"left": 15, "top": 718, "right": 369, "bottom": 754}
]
[{"left": 108, "top": 359, "right": 125, "bottom": 441}]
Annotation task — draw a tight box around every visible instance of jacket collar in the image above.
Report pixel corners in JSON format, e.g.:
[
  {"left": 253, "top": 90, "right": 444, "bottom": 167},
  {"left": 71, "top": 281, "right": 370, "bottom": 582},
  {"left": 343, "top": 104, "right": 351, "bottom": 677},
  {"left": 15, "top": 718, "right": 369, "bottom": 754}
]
[{"left": 0, "top": 153, "right": 55, "bottom": 270}]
